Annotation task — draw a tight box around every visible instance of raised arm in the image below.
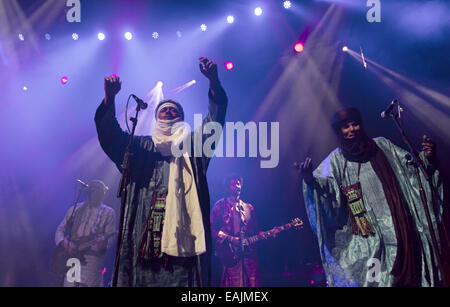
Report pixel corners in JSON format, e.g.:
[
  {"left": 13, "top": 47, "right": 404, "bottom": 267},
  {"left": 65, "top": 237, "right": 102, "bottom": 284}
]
[
  {"left": 195, "top": 58, "right": 228, "bottom": 167},
  {"left": 95, "top": 76, "right": 138, "bottom": 171}
]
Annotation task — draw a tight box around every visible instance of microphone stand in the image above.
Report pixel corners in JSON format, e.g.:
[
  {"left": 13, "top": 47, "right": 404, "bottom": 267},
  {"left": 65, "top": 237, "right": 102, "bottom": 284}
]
[
  {"left": 388, "top": 109, "right": 448, "bottom": 286},
  {"left": 112, "top": 103, "right": 143, "bottom": 287},
  {"left": 236, "top": 202, "right": 247, "bottom": 287}
]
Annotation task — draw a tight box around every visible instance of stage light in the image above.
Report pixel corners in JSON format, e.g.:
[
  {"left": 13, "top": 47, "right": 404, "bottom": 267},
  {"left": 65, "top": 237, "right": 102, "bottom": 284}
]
[
  {"left": 294, "top": 42, "right": 304, "bottom": 53},
  {"left": 44, "top": 33, "right": 51, "bottom": 40},
  {"left": 157, "top": 81, "right": 163, "bottom": 87},
  {"left": 124, "top": 32, "right": 133, "bottom": 40},
  {"left": 152, "top": 32, "right": 159, "bottom": 39},
  {"left": 61, "top": 76, "right": 69, "bottom": 85},
  {"left": 98, "top": 33, "right": 105, "bottom": 41},
  {"left": 176, "top": 31, "right": 182, "bottom": 38},
  {"left": 227, "top": 16, "right": 235, "bottom": 24},
  {"left": 22, "top": 86, "right": 28, "bottom": 91},
  {"left": 342, "top": 46, "right": 348, "bottom": 52},
  {"left": 254, "top": 7, "right": 263, "bottom": 16},
  {"left": 200, "top": 24, "right": 207, "bottom": 32},
  {"left": 72, "top": 33, "right": 79, "bottom": 40},
  {"left": 225, "top": 61, "right": 234, "bottom": 70},
  {"left": 283, "top": 1, "right": 292, "bottom": 9},
  {"left": 18, "top": 34, "right": 24, "bottom": 41}
]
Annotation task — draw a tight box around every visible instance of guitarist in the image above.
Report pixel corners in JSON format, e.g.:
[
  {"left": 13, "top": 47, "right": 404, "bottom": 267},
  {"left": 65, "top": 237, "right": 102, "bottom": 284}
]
[
  {"left": 54, "top": 180, "right": 116, "bottom": 287},
  {"left": 211, "top": 174, "right": 279, "bottom": 287}
]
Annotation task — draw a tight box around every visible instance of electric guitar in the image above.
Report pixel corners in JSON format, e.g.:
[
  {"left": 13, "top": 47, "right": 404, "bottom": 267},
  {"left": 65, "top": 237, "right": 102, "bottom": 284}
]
[
  {"left": 215, "top": 218, "right": 303, "bottom": 267},
  {"left": 50, "top": 232, "right": 116, "bottom": 276}
]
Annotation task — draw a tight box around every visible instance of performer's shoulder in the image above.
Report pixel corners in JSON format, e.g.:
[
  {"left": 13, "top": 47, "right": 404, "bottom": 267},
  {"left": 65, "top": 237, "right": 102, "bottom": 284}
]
[
  {"left": 100, "top": 203, "right": 115, "bottom": 213},
  {"left": 313, "top": 148, "right": 341, "bottom": 178},
  {"left": 69, "top": 202, "right": 86, "bottom": 212},
  {"left": 213, "top": 198, "right": 226, "bottom": 207},
  {"left": 373, "top": 136, "right": 390, "bottom": 145}
]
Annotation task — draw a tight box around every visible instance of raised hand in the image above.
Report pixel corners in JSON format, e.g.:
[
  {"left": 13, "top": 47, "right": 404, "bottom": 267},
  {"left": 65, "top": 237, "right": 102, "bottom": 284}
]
[
  {"left": 198, "top": 57, "right": 219, "bottom": 84},
  {"left": 422, "top": 135, "right": 437, "bottom": 163},
  {"left": 299, "top": 157, "right": 314, "bottom": 185},
  {"left": 104, "top": 75, "right": 122, "bottom": 103}
]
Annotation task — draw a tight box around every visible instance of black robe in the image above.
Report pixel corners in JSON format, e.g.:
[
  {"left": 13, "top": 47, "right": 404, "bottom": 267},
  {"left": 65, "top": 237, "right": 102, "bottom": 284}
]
[{"left": 95, "top": 84, "right": 228, "bottom": 286}]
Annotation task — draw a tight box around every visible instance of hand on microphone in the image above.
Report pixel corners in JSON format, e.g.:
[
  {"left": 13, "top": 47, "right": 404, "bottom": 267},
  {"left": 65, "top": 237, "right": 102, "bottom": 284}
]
[{"left": 104, "top": 75, "right": 122, "bottom": 104}]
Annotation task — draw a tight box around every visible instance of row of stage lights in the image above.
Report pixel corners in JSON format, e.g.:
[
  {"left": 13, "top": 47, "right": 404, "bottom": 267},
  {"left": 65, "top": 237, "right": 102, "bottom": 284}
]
[
  {"left": 21, "top": 45, "right": 351, "bottom": 91},
  {"left": 18, "top": 2, "right": 317, "bottom": 91},
  {"left": 17, "top": 1, "right": 295, "bottom": 42}
]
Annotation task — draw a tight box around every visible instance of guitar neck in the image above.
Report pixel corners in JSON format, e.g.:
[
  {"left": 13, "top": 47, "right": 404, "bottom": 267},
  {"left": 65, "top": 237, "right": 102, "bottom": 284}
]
[{"left": 245, "top": 223, "right": 293, "bottom": 245}]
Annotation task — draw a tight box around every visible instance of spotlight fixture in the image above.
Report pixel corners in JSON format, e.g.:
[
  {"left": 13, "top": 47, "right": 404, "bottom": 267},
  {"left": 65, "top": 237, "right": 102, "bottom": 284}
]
[
  {"left": 294, "top": 42, "right": 304, "bottom": 53},
  {"left": 22, "top": 86, "right": 28, "bottom": 91},
  {"left": 157, "top": 81, "right": 163, "bottom": 87},
  {"left": 227, "top": 15, "right": 235, "bottom": 24},
  {"left": 342, "top": 46, "right": 348, "bottom": 52},
  {"left": 283, "top": 1, "right": 292, "bottom": 9},
  {"left": 44, "top": 33, "right": 51, "bottom": 40},
  {"left": 152, "top": 32, "right": 159, "bottom": 39},
  {"left": 200, "top": 24, "right": 207, "bottom": 32},
  {"left": 225, "top": 61, "right": 234, "bottom": 70},
  {"left": 72, "top": 33, "right": 79, "bottom": 40},
  {"left": 18, "top": 34, "right": 25, "bottom": 41},
  {"left": 124, "top": 32, "right": 133, "bottom": 40},
  {"left": 254, "top": 7, "right": 263, "bottom": 16},
  {"left": 176, "top": 31, "right": 182, "bottom": 38},
  {"left": 97, "top": 32, "right": 105, "bottom": 41},
  {"left": 61, "top": 76, "right": 69, "bottom": 85}
]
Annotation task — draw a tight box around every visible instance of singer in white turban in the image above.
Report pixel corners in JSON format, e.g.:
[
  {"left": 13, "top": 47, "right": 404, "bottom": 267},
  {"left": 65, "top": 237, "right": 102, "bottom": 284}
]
[{"left": 95, "top": 57, "right": 228, "bottom": 286}]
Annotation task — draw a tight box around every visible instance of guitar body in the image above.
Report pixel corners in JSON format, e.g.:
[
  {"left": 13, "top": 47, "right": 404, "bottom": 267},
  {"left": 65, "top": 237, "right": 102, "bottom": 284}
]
[
  {"left": 50, "top": 244, "right": 71, "bottom": 276},
  {"left": 50, "top": 232, "right": 115, "bottom": 276},
  {"left": 215, "top": 240, "right": 242, "bottom": 268},
  {"left": 215, "top": 218, "right": 303, "bottom": 268},
  {"left": 50, "top": 241, "right": 89, "bottom": 276}
]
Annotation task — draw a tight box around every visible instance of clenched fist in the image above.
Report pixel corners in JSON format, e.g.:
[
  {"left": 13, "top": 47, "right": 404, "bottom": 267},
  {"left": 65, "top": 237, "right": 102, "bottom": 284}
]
[{"left": 104, "top": 75, "right": 122, "bottom": 104}]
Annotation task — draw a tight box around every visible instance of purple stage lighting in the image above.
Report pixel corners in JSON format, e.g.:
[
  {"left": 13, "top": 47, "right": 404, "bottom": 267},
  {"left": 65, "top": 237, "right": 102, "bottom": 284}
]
[
  {"left": 124, "top": 32, "right": 133, "bottom": 40},
  {"left": 294, "top": 42, "right": 304, "bottom": 53}
]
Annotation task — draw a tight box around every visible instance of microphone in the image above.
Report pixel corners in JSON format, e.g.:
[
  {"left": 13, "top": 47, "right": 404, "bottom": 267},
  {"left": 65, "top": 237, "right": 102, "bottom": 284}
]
[
  {"left": 131, "top": 94, "right": 148, "bottom": 110},
  {"left": 381, "top": 99, "right": 399, "bottom": 119},
  {"left": 77, "top": 179, "right": 89, "bottom": 188}
]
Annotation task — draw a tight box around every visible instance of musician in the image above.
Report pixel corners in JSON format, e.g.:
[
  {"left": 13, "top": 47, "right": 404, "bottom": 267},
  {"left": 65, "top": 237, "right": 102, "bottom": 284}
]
[
  {"left": 95, "top": 57, "right": 228, "bottom": 287},
  {"left": 211, "top": 174, "right": 278, "bottom": 287},
  {"left": 299, "top": 107, "right": 448, "bottom": 286},
  {"left": 55, "top": 180, "right": 116, "bottom": 287}
]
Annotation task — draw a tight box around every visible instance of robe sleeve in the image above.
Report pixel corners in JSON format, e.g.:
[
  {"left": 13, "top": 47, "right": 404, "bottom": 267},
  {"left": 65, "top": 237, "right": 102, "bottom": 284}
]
[
  {"left": 210, "top": 200, "right": 224, "bottom": 239},
  {"left": 95, "top": 99, "right": 153, "bottom": 172},
  {"left": 302, "top": 155, "right": 352, "bottom": 285},
  {"left": 55, "top": 206, "right": 75, "bottom": 246},
  {"left": 380, "top": 137, "right": 444, "bottom": 230},
  {"left": 192, "top": 83, "right": 228, "bottom": 169},
  {"left": 104, "top": 208, "right": 117, "bottom": 250}
]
